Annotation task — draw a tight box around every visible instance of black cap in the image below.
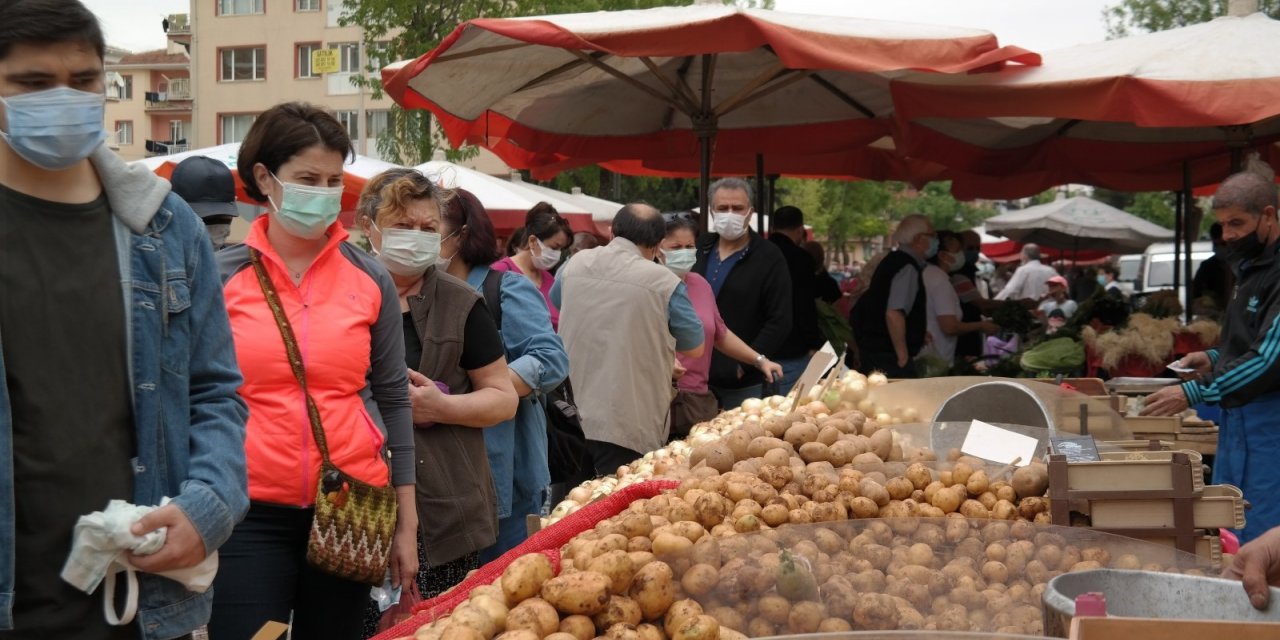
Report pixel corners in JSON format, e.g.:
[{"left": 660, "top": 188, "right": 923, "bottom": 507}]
[
  {"left": 170, "top": 156, "right": 238, "bottom": 220},
  {"left": 1048, "top": 308, "right": 1067, "bottom": 320}
]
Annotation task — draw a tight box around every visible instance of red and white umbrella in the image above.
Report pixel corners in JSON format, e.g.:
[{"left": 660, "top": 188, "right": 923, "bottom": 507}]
[
  {"left": 891, "top": 11, "right": 1280, "bottom": 197},
  {"left": 381, "top": 3, "right": 1036, "bottom": 212}
]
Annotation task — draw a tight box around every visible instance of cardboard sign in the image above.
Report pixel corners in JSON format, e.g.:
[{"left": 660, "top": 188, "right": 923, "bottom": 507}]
[
  {"left": 791, "top": 344, "right": 839, "bottom": 399},
  {"left": 1050, "top": 435, "right": 1101, "bottom": 462},
  {"left": 311, "top": 48, "right": 340, "bottom": 74},
  {"left": 961, "top": 420, "right": 1038, "bottom": 466},
  {"left": 251, "top": 621, "right": 289, "bottom": 640}
]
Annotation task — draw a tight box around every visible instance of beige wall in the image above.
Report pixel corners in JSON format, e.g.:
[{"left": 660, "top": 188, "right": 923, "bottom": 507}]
[
  {"left": 104, "top": 74, "right": 149, "bottom": 161},
  {"left": 191, "top": 0, "right": 395, "bottom": 157}
]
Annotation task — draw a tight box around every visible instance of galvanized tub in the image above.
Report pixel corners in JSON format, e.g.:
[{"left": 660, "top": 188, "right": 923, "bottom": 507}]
[{"left": 1042, "top": 569, "right": 1280, "bottom": 637}]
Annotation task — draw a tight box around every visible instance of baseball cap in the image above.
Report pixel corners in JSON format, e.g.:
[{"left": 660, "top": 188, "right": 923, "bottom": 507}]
[
  {"left": 1047, "top": 308, "right": 1067, "bottom": 328},
  {"left": 170, "top": 156, "right": 238, "bottom": 220},
  {"left": 1047, "top": 275, "right": 1068, "bottom": 288}
]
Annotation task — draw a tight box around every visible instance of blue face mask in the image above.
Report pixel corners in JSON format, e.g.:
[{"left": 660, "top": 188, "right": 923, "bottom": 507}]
[
  {"left": 1097, "top": 275, "right": 1107, "bottom": 286},
  {"left": 268, "top": 174, "right": 343, "bottom": 240},
  {"left": 0, "top": 86, "right": 107, "bottom": 170},
  {"left": 925, "top": 235, "right": 940, "bottom": 259}
]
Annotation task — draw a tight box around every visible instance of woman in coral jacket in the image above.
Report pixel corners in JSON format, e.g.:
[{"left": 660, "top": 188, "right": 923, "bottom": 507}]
[{"left": 209, "top": 103, "right": 417, "bottom": 640}]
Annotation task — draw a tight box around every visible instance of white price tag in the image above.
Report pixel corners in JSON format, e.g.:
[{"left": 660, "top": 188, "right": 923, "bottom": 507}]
[{"left": 961, "top": 420, "right": 1038, "bottom": 466}]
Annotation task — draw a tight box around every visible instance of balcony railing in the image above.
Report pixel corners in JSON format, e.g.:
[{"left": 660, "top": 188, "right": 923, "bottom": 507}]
[
  {"left": 145, "top": 140, "right": 188, "bottom": 156},
  {"left": 145, "top": 91, "right": 193, "bottom": 111},
  {"left": 165, "top": 14, "right": 190, "bottom": 35}
]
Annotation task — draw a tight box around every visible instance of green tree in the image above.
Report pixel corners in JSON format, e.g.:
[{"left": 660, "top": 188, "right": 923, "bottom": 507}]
[
  {"left": 343, "top": 0, "right": 694, "bottom": 164},
  {"left": 1125, "top": 191, "right": 1177, "bottom": 228},
  {"left": 889, "top": 182, "right": 996, "bottom": 233},
  {"left": 1103, "top": 0, "right": 1280, "bottom": 37}
]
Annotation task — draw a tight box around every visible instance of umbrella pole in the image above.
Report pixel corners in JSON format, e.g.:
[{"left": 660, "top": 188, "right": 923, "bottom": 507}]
[
  {"left": 1173, "top": 189, "right": 1183, "bottom": 311},
  {"left": 768, "top": 174, "right": 779, "bottom": 218},
  {"left": 1184, "top": 161, "right": 1194, "bottom": 325},
  {"left": 699, "top": 135, "right": 712, "bottom": 229},
  {"left": 696, "top": 53, "right": 717, "bottom": 231},
  {"left": 756, "top": 153, "right": 766, "bottom": 233}
]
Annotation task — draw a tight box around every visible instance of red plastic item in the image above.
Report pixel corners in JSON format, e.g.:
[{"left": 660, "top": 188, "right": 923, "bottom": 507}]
[
  {"left": 371, "top": 479, "right": 680, "bottom": 640},
  {"left": 1222, "top": 528, "right": 1241, "bottom": 555},
  {"left": 1075, "top": 592, "right": 1108, "bottom": 617},
  {"left": 378, "top": 580, "right": 424, "bottom": 633}
]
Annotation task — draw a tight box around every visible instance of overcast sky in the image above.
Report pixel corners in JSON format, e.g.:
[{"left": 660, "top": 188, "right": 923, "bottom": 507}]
[{"left": 84, "top": 0, "right": 1113, "bottom": 54}]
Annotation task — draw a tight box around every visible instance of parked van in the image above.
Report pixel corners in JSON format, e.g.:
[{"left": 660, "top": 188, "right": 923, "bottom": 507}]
[
  {"left": 1138, "top": 241, "right": 1213, "bottom": 310},
  {"left": 1117, "top": 254, "right": 1142, "bottom": 290}
]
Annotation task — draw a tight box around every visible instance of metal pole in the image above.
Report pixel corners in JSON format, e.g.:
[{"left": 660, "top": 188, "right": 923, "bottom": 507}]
[
  {"left": 696, "top": 54, "right": 716, "bottom": 230},
  {"left": 1174, "top": 190, "right": 1183, "bottom": 301},
  {"left": 756, "top": 153, "right": 766, "bottom": 233},
  {"left": 1184, "top": 162, "right": 1195, "bottom": 325}
]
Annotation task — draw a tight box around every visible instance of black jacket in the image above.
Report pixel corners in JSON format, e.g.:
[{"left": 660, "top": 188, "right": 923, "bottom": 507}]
[
  {"left": 770, "top": 233, "right": 824, "bottom": 358},
  {"left": 1184, "top": 242, "right": 1280, "bottom": 409},
  {"left": 693, "top": 230, "right": 792, "bottom": 389},
  {"left": 850, "top": 249, "right": 926, "bottom": 357}
]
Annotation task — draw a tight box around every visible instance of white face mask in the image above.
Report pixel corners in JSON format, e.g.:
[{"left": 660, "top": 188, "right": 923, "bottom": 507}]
[
  {"left": 206, "top": 223, "right": 231, "bottom": 250},
  {"left": 375, "top": 226, "right": 440, "bottom": 277},
  {"left": 663, "top": 248, "right": 697, "bottom": 276},
  {"left": 943, "top": 252, "right": 964, "bottom": 274},
  {"left": 712, "top": 211, "right": 748, "bottom": 240},
  {"left": 435, "top": 229, "right": 460, "bottom": 271},
  {"left": 532, "top": 237, "right": 562, "bottom": 271}
]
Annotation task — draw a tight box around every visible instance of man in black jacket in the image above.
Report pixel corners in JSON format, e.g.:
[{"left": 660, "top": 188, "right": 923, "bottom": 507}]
[
  {"left": 850, "top": 214, "right": 936, "bottom": 378},
  {"left": 769, "top": 206, "right": 824, "bottom": 394},
  {"left": 693, "top": 178, "right": 792, "bottom": 409}
]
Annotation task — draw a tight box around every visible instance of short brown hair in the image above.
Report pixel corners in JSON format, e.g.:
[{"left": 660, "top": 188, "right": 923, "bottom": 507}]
[
  {"left": 237, "top": 102, "right": 353, "bottom": 202},
  {"left": 356, "top": 168, "right": 453, "bottom": 227}
]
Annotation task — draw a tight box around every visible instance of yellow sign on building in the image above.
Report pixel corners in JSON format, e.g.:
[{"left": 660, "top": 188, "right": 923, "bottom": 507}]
[{"left": 311, "top": 49, "right": 340, "bottom": 74}]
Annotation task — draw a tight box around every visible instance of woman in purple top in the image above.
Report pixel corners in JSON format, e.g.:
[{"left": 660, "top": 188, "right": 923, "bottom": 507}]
[
  {"left": 662, "top": 212, "right": 783, "bottom": 438},
  {"left": 492, "top": 202, "right": 573, "bottom": 329}
]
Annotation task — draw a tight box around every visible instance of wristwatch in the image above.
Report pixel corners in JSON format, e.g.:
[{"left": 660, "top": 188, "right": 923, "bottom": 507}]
[{"left": 753, "top": 354, "right": 767, "bottom": 368}]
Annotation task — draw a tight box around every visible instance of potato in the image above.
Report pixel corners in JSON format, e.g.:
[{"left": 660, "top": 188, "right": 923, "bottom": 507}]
[
  {"left": 959, "top": 499, "right": 990, "bottom": 519},
  {"left": 868, "top": 429, "right": 893, "bottom": 460},
  {"left": 618, "top": 513, "right": 655, "bottom": 539},
  {"left": 589, "top": 551, "right": 638, "bottom": 594},
  {"left": 673, "top": 615, "right": 720, "bottom": 640},
  {"left": 723, "top": 430, "right": 753, "bottom": 461},
  {"left": 541, "top": 571, "right": 612, "bottom": 616},
  {"left": 652, "top": 533, "right": 693, "bottom": 557},
  {"left": 849, "top": 496, "right": 880, "bottom": 519},
  {"left": 507, "top": 598, "right": 560, "bottom": 637},
  {"left": 760, "top": 503, "right": 789, "bottom": 527},
  {"left": 756, "top": 594, "right": 791, "bottom": 625},
  {"left": 746, "top": 618, "right": 776, "bottom": 638},
  {"left": 594, "top": 596, "right": 644, "bottom": 630},
  {"left": 786, "top": 601, "right": 826, "bottom": 634},
  {"left": 606, "top": 623, "right": 640, "bottom": 640},
  {"left": 965, "top": 470, "right": 990, "bottom": 497},
  {"left": 798, "top": 442, "right": 831, "bottom": 464},
  {"left": 851, "top": 452, "right": 884, "bottom": 466},
  {"left": 492, "top": 631, "right": 539, "bottom": 640},
  {"left": 471, "top": 595, "right": 510, "bottom": 631},
  {"left": 630, "top": 561, "right": 676, "bottom": 620},
  {"left": 931, "top": 487, "right": 963, "bottom": 513},
  {"left": 885, "top": 476, "right": 915, "bottom": 501},
  {"left": 1011, "top": 463, "right": 1049, "bottom": 499},
  {"left": 783, "top": 423, "right": 820, "bottom": 449},
  {"left": 503, "top": 554, "right": 556, "bottom": 604},
  {"left": 747, "top": 437, "right": 789, "bottom": 459},
  {"left": 681, "top": 563, "right": 718, "bottom": 597},
  {"left": 451, "top": 603, "right": 499, "bottom": 639},
  {"left": 636, "top": 624, "right": 664, "bottom": 640},
  {"left": 859, "top": 479, "right": 891, "bottom": 507},
  {"left": 442, "top": 626, "right": 488, "bottom": 640},
  {"left": 663, "top": 599, "right": 705, "bottom": 637},
  {"left": 559, "top": 616, "right": 597, "bottom": 640}
]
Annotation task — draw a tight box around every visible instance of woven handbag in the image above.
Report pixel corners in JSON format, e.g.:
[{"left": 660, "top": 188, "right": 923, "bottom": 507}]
[{"left": 250, "top": 249, "right": 398, "bottom": 586}]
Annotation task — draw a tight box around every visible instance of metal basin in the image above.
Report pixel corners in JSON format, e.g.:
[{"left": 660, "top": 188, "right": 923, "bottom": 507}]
[{"left": 1042, "top": 569, "right": 1280, "bottom": 637}]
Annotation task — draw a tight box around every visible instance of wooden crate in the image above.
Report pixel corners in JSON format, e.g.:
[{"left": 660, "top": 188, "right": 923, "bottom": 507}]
[
  {"left": 1090, "top": 484, "right": 1243, "bottom": 529},
  {"left": 1122, "top": 414, "right": 1182, "bottom": 434},
  {"left": 1062, "top": 450, "right": 1205, "bottom": 494},
  {"left": 1070, "top": 616, "right": 1280, "bottom": 640}
]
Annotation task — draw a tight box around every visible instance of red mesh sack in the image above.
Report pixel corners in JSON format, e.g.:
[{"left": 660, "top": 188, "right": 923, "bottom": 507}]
[{"left": 372, "top": 479, "right": 679, "bottom": 640}]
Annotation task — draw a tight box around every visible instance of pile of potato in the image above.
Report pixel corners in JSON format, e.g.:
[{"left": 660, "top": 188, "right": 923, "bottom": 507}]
[{"left": 402, "top": 515, "right": 1208, "bottom": 640}]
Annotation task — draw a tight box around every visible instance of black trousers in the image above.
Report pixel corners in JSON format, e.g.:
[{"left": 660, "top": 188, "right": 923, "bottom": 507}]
[
  {"left": 586, "top": 440, "right": 642, "bottom": 477},
  {"left": 208, "top": 503, "right": 371, "bottom": 640},
  {"left": 857, "top": 350, "right": 918, "bottom": 379}
]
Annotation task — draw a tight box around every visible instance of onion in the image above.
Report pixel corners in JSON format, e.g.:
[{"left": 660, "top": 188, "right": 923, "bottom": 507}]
[
  {"left": 741, "top": 398, "right": 764, "bottom": 412},
  {"left": 868, "top": 371, "right": 889, "bottom": 386}
]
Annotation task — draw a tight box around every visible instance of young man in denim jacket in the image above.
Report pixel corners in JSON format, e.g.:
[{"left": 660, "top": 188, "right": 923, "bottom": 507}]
[{"left": 0, "top": 2, "right": 248, "bottom": 638}]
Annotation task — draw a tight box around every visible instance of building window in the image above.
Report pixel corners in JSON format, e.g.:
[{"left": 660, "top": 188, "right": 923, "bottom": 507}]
[
  {"left": 121, "top": 74, "right": 133, "bottom": 100},
  {"left": 115, "top": 121, "right": 133, "bottom": 146},
  {"left": 331, "top": 42, "right": 359, "bottom": 73},
  {"left": 220, "top": 47, "right": 265, "bottom": 81},
  {"left": 335, "top": 110, "right": 358, "bottom": 140},
  {"left": 366, "top": 109, "right": 390, "bottom": 140},
  {"left": 218, "top": 0, "right": 264, "bottom": 16},
  {"left": 297, "top": 42, "right": 321, "bottom": 78},
  {"left": 366, "top": 41, "right": 392, "bottom": 73},
  {"left": 170, "top": 120, "right": 188, "bottom": 143},
  {"left": 221, "top": 114, "right": 257, "bottom": 144},
  {"left": 296, "top": 0, "right": 320, "bottom": 11}
]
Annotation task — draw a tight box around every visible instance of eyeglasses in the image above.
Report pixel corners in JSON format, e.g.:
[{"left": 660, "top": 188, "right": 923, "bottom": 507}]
[{"left": 662, "top": 211, "right": 697, "bottom": 223}]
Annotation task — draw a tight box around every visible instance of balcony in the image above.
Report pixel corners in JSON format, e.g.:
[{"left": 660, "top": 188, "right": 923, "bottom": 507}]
[
  {"left": 145, "top": 86, "right": 192, "bottom": 111},
  {"left": 165, "top": 14, "right": 190, "bottom": 35},
  {"left": 145, "top": 140, "right": 189, "bottom": 156}
]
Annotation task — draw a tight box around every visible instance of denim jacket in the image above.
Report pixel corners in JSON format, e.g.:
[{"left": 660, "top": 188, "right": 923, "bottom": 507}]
[
  {"left": 466, "top": 267, "right": 568, "bottom": 516},
  {"left": 0, "top": 147, "right": 249, "bottom": 639}
]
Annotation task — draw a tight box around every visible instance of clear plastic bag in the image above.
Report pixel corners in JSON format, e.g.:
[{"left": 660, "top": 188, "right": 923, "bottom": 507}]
[{"left": 376, "top": 579, "right": 421, "bottom": 633}]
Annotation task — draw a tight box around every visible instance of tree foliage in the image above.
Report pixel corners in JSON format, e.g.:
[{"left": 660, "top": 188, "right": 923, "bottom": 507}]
[{"left": 1103, "top": 0, "right": 1280, "bottom": 38}]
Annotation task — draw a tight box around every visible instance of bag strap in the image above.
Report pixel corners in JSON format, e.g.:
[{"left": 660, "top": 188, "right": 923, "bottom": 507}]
[
  {"left": 248, "top": 249, "right": 334, "bottom": 465},
  {"left": 482, "top": 268, "right": 504, "bottom": 331}
]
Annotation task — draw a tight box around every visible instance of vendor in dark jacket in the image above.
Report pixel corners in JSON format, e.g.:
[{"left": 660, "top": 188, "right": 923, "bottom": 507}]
[
  {"left": 850, "top": 215, "right": 936, "bottom": 378},
  {"left": 769, "top": 206, "right": 824, "bottom": 394},
  {"left": 693, "top": 178, "right": 792, "bottom": 410}
]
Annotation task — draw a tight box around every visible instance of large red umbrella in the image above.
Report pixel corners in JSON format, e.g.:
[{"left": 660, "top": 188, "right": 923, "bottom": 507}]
[
  {"left": 381, "top": 3, "right": 1036, "bottom": 214},
  {"left": 890, "top": 11, "right": 1280, "bottom": 197}
]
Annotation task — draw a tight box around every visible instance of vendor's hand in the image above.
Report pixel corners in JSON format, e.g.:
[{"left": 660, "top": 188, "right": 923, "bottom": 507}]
[
  {"left": 896, "top": 352, "right": 909, "bottom": 368},
  {"left": 758, "top": 358, "right": 783, "bottom": 383},
  {"left": 1223, "top": 526, "right": 1280, "bottom": 610},
  {"left": 407, "top": 369, "right": 447, "bottom": 425},
  {"left": 1140, "top": 384, "right": 1189, "bottom": 417},
  {"left": 672, "top": 360, "right": 687, "bottom": 380},
  {"left": 1178, "top": 351, "right": 1214, "bottom": 378},
  {"left": 127, "top": 504, "right": 207, "bottom": 572},
  {"left": 979, "top": 321, "right": 1001, "bottom": 335}
]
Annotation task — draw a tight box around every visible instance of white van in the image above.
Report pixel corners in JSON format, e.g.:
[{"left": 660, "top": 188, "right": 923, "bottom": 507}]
[{"left": 1138, "top": 241, "right": 1214, "bottom": 310}]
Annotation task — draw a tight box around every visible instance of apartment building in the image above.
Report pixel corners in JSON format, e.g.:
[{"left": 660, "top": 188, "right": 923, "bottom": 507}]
[
  {"left": 104, "top": 18, "right": 193, "bottom": 162},
  {"left": 190, "top": 0, "right": 395, "bottom": 158}
]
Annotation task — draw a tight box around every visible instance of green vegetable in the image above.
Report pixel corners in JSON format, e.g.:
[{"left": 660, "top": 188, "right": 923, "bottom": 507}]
[
  {"left": 815, "top": 300, "right": 853, "bottom": 354},
  {"left": 992, "top": 300, "right": 1036, "bottom": 335},
  {"left": 1020, "top": 337, "right": 1085, "bottom": 373}
]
